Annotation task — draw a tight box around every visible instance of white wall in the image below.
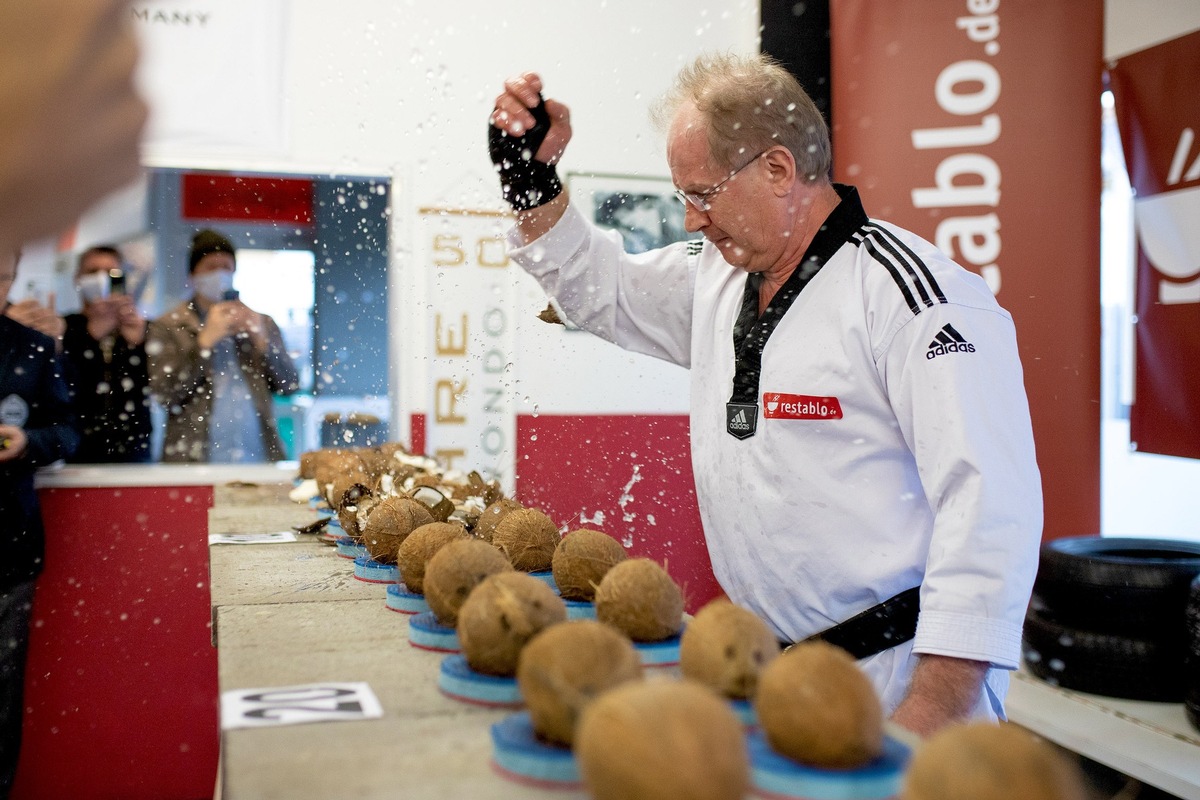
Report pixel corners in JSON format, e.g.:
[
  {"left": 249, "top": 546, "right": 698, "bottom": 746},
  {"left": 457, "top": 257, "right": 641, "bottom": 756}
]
[{"left": 130, "top": 1, "right": 759, "bottom": 426}]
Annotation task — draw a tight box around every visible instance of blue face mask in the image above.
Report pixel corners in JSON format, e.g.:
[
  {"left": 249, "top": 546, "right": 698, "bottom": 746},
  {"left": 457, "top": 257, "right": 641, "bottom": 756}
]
[{"left": 193, "top": 269, "right": 234, "bottom": 302}]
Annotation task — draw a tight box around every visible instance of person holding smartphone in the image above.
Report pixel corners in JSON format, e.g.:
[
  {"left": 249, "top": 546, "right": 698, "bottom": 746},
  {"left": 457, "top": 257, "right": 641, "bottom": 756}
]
[
  {"left": 147, "top": 229, "right": 299, "bottom": 463},
  {"left": 0, "top": 248, "right": 78, "bottom": 793},
  {"left": 58, "top": 244, "right": 152, "bottom": 463}
]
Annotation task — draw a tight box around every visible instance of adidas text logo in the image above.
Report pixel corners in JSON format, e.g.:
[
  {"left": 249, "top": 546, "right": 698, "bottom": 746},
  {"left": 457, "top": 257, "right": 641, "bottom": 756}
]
[
  {"left": 926, "top": 323, "right": 976, "bottom": 359},
  {"left": 729, "top": 409, "right": 751, "bottom": 430}
]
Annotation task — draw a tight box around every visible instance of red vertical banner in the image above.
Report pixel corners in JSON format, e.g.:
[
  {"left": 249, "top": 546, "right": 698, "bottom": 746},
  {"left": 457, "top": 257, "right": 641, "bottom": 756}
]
[
  {"left": 830, "top": 0, "right": 1103, "bottom": 540},
  {"left": 1109, "top": 31, "right": 1200, "bottom": 460}
]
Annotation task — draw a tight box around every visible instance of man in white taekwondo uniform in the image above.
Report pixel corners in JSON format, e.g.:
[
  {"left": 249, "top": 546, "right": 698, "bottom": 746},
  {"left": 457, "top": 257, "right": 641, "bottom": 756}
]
[{"left": 487, "top": 53, "right": 1042, "bottom": 737}]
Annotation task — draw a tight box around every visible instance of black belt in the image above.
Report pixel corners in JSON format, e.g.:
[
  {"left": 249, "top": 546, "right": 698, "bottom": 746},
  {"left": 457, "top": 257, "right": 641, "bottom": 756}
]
[{"left": 785, "top": 586, "right": 921, "bottom": 660}]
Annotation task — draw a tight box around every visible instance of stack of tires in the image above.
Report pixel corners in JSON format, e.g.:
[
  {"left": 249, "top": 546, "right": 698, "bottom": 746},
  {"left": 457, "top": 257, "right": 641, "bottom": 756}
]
[
  {"left": 1187, "top": 575, "right": 1200, "bottom": 731},
  {"left": 1022, "top": 536, "right": 1200, "bottom": 727}
]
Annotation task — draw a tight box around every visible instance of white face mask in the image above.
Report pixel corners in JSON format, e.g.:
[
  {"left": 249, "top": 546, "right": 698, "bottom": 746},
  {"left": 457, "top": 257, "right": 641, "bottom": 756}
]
[
  {"left": 193, "top": 269, "right": 235, "bottom": 302},
  {"left": 77, "top": 272, "right": 110, "bottom": 303}
]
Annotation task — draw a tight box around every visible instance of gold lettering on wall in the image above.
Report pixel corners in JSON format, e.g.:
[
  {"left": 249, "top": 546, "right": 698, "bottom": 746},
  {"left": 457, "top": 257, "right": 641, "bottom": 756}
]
[
  {"left": 434, "top": 379, "right": 467, "bottom": 424},
  {"left": 434, "top": 313, "right": 468, "bottom": 356},
  {"left": 434, "top": 448, "right": 466, "bottom": 470},
  {"left": 432, "top": 234, "right": 466, "bottom": 267},
  {"left": 476, "top": 235, "right": 509, "bottom": 268}
]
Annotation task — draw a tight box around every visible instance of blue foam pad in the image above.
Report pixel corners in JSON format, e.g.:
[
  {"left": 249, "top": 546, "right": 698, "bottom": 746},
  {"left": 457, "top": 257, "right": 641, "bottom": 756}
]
[
  {"left": 633, "top": 628, "right": 684, "bottom": 667},
  {"left": 438, "top": 654, "right": 522, "bottom": 707},
  {"left": 353, "top": 555, "right": 398, "bottom": 583},
  {"left": 528, "top": 570, "right": 558, "bottom": 591},
  {"left": 563, "top": 598, "right": 596, "bottom": 620},
  {"left": 730, "top": 697, "right": 757, "bottom": 727},
  {"left": 335, "top": 536, "right": 368, "bottom": 560},
  {"left": 385, "top": 582, "right": 429, "bottom": 614},
  {"left": 408, "top": 611, "right": 460, "bottom": 652},
  {"left": 490, "top": 711, "right": 580, "bottom": 788},
  {"left": 747, "top": 729, "right": 910, "bottom": 800}
]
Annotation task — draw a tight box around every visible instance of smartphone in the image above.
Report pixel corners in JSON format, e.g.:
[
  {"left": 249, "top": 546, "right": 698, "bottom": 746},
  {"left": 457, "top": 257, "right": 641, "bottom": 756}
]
[
  {"left": 108, "top": 268, "right": 127, "bottom": 295},
  {"left": 221, "top": 288, "right": 240, "bottom": 301}
]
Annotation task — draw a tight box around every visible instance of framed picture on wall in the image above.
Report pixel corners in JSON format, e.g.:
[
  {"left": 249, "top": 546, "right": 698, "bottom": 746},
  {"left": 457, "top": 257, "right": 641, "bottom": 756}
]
[{"left": 567, "top": 173, "right": 701, "bottom": 255}]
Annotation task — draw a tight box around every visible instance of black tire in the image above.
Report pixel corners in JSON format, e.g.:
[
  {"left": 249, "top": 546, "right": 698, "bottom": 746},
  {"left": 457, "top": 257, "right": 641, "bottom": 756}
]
[
  {"left": 1022, "top": 605, "right": 1186, "bottom": 702},
  {"left": 1186, "top": 576, "right": 1200, "bottom": 733},
  {"left": 1033, "top": 536, "right": 1200, "bottom": 636}
]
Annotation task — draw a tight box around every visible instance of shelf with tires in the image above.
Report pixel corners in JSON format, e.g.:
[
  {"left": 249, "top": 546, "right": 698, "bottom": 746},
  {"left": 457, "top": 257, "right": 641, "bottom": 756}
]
[{"left": 1021, "top": 535, "right": 1200, "bottom": 731}]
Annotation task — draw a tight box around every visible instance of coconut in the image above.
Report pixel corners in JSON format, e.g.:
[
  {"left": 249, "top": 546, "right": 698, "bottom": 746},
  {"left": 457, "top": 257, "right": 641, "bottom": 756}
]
[
  {"left": 492, "top": 507, "right": 560, "bottom": 572},
  {"left": 467, "top": 470, "right": 504, "bottom": 506},
  {"left": 395, "top": 521, "right": 469, "bottom": 594},
  {"left": 409, "top": 473, "right": 441, "bottom": 490},
  {"left": 298, "top": 450, "right": 319, "bottom": 479},
  {"left": 575, "top": 680, "right": 749, "bottom": 800},
  {"left": 360, "top": 496, "right": 436, "bottom": 564},
  {"left": 424, "top": 539, "right": 514, "bottom": 627},
  {"left": 594, "top": 558, "right": 684, "bottom": 642},
  {"left": 377, "top": 441, "right": 411, "bottom": 460},
  {"left": 324, "top": 468, "right": 369, "bottom": 509},
  {"left": 314, "top": 452, "right": 364, "bottom": 501},
  {"left": 902, "top": 722, "right": 1088, "bottom": 800},
  {"left": 755, "top": 641, "right": 883, "bottom": 769},
  {"left": 457, "top": 571, "right": 567, "bottom": 675},
  {"left": 516, "top": 620, "right": 643, "bottom": 746},
  {"left": 552, "top": 529, "right": 627, "bottom": 601},
  {"left": 472, "top": 498, "right": 523, "bottom": 543},
  {"left": 409, "top": 484, "right": 456, "bottom": 522},
  {"left": 355, "top": 447, "right": 392, "bottom": 483},
  {"left": 679, "top": 599, "right": 779, "bottom": 699},
  {"left": 333, "top": 481, "right": 373, "bottom": 536}
]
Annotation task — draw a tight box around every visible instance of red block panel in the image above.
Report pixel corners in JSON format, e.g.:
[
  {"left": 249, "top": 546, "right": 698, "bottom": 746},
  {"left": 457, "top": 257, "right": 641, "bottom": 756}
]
[
  {"left": 14, "top": 486, "right": 218, "bottom": 800},
  {"left": 182, "top": 172, "right": 314, "bottom": 224},
  {"left": 514, "top": 414, "right": 721, "bottom": 613}
]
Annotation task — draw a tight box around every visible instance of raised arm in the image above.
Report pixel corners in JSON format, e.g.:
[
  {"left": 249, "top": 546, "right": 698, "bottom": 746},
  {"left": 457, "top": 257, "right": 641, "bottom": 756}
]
[{"left": 489, "top": 72, "right": 573, "bottom": 243}]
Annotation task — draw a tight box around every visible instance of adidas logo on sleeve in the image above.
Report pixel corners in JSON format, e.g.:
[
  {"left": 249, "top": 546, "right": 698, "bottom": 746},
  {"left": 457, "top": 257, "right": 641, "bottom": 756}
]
[{"left": 926, "top": 323, "right": 976, "bottom": 359}]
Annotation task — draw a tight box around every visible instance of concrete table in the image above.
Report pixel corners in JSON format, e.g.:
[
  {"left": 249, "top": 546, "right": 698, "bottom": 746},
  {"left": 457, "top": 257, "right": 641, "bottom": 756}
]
[{"left": 215, "top": 599, "right": 587, "bottom": 800}]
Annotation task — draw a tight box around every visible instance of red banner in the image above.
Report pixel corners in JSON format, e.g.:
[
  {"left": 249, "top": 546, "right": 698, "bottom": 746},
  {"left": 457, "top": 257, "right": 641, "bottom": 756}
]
[
  {"left": 1109, "top": 30, "right": 1200, "bottom": 459},
  {"left": 830, "top": 0, "right": 1103, "bottom": 539}
]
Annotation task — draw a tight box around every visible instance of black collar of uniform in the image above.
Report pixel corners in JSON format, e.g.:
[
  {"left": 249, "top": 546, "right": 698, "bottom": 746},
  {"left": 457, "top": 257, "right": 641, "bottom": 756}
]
[{"left": 726, "top": 184, "right": 868, "bottom": 431}]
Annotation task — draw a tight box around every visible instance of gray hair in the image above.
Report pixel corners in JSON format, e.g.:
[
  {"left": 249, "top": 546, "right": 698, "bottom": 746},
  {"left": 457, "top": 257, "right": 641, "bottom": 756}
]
[{"left": 652, "top": 52, "right": 831, "bottom": 183}]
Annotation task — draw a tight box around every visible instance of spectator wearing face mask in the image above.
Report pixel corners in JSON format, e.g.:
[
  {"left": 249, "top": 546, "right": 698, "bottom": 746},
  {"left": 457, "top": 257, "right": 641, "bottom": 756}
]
[
  {"left": 59, "top": 244, "right": 152, "bottom": 463},
  {"left": 146, "top": 229, "right": 299, "bottom": 463}
]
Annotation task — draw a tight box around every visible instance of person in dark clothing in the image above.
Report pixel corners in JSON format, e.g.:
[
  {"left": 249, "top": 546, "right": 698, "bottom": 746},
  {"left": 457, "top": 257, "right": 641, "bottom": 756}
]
[
  {"left": 60, "top": 244, "right": 151, "bottom": 462},
  {"left": 0, "top": 248, "right": 79, "bottom": 795}
]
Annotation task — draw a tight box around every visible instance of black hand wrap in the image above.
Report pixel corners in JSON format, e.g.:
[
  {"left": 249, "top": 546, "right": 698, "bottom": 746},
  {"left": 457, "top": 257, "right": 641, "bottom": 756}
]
[{"left": 488, "top": 97, "right": 563, "bottom": 212}]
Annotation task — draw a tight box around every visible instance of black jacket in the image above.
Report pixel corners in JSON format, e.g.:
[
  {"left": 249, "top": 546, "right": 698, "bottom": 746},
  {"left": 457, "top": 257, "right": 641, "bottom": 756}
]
[
  {"left": 61, "top": 313, "right": 152, "bottom": 463},
  {"left": 0, "top": 315, "right": 79, "bottom": 588}
]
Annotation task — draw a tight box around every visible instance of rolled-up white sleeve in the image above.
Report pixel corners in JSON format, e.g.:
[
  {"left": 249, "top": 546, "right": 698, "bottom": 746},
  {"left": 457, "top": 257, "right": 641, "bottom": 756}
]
[{"left": 881, "top": 303, "right": 1043, "bottom": 669}]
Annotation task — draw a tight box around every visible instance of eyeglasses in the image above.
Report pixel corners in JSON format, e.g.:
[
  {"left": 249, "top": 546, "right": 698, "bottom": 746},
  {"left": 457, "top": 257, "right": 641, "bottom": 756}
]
[{"left": 674, "top": 149, "right": 769, "bottom": 212}]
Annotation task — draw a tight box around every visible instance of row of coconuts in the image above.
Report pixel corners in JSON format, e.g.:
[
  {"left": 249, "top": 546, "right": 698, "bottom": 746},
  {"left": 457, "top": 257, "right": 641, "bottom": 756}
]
[{"left": 297, "top": 446, "right": 1089, "bottom": 800}]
